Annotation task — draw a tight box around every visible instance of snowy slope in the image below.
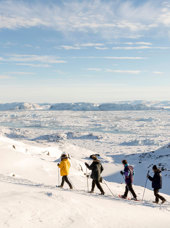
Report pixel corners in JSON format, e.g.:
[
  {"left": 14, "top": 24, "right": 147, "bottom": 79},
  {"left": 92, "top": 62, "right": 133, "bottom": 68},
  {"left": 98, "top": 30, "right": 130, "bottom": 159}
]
[
  {"left": 0, "top": 136, "right": 170, "bottom": 228},
  {"left": 103, "top": 142, "right": 170, "bottom": 195}
]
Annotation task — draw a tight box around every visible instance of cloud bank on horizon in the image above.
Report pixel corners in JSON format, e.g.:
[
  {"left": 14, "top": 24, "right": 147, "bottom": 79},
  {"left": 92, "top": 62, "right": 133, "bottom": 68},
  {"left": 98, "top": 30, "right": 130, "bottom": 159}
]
[{"left": 0, "top": 0, "right": 170, "bottom": 102}]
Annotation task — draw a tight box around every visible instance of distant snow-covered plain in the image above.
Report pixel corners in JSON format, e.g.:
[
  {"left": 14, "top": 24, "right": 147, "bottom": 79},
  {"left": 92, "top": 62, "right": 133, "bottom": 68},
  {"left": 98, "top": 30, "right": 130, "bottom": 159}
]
[
  {"left": 0, "top": 109, "right": 170, "bottom": 227},
  {"left": 0, "top": 109, "right": 169, "bottom": 153}
]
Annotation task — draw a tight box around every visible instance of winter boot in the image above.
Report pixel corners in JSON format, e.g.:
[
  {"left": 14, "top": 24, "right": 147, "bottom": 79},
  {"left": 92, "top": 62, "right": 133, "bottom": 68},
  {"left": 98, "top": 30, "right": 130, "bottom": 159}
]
[
  {"left": 120, "top": 195, "right": 127, "bottom": 199},
  {"left": 161, "top": 199, "right": 166, "bottom": 204},
  {"left": 57, "top": 185, "right": 63, "bottom": 188},
  {"left": 100, "top": 191, "right": 105, "bottom": 195},
  {"left": 152, "top": 201, "right": 158, "bottom": 204}
]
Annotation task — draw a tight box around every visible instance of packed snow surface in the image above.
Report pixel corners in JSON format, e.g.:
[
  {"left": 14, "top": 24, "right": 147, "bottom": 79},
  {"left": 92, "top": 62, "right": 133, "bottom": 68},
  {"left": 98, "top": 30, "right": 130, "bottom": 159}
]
[{"left": 0, "top": 109, "right": 170, "bottom": 228}]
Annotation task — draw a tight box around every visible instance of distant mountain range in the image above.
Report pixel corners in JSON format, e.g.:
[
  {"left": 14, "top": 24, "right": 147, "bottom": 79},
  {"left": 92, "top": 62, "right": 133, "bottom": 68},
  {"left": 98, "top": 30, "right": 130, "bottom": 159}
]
[{"left": 0, "top": 101, "right": 169, "bottom": 111}]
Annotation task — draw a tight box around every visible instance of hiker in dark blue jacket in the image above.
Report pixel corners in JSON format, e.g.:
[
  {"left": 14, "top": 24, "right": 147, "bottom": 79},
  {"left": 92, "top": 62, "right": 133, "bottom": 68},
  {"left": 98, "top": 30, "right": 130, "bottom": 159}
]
[
  {"left": 147, "top": 165, "right": 166, "bottom": 204},
  {"left": 120, "top": 160, "right": 137, "bottom": 200}
]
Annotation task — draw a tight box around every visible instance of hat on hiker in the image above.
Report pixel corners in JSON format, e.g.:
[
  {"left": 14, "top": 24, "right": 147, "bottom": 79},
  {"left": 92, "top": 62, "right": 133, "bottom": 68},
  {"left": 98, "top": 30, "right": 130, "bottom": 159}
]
[
  {"left": 122, "top": 160, "right": 127, "bottom": 165},
  {"left": 152, "top": 165, "right": 157, "bottom": 170},
  {"left": 90, "top": 155, "right": 97, "bottom": 160},
  {"left": 61, "top": 153, "right": 67, "bottom": 159}
]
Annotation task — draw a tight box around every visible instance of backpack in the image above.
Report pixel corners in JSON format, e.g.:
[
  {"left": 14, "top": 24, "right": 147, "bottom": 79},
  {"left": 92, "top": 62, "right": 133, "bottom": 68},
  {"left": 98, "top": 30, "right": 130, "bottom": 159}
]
[{"left": 128, "top": 165, "right": 134, "bottom": 176}]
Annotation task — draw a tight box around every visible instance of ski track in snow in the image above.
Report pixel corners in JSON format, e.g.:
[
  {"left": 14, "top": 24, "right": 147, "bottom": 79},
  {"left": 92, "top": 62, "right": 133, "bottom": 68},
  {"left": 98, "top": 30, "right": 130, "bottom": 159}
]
[{"left": 0, "top": 174, "right": 170, "bottom": 211}]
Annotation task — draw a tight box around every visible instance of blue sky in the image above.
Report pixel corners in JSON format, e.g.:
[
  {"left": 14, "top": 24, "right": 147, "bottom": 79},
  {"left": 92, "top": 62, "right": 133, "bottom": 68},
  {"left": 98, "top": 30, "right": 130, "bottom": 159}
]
[{"left": 0, "top": 0, "right": 170, "bottom": 103}]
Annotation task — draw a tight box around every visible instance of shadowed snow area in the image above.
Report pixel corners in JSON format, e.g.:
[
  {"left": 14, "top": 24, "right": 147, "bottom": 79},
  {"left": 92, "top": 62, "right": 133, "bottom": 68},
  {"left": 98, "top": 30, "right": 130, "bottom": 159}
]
[{"left": 0, "top": 110, "right": 170, "bottom": 227}]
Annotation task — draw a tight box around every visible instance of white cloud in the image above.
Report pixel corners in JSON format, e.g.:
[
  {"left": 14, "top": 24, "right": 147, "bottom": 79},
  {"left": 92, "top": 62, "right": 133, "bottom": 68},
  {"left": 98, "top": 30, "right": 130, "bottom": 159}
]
[
  {"left": 10, "top": 55, "right": 66, "bottom": 64},
  {"left": 0, "top": 15, "right": 48, "bottom": 29},
  {"left": 152, "top": 71, "right": 164, "bottom": 75},
  {"left": 124, "top": 42, "right": 152, "bottom": 45},
  {"left": 112, "top": 46, "right": 151, "bottom": 50},
  {"left": 106, "top": 69, "right": 141, "bottom": 74},
  {"left": 95, "top": 47, "right": 108, "bottom": 50},
  {"left": 61, "top": 43, "right": 105, "bottom": 50},
  {"left": 16, "top": 63, "right": 51, "bottom": 68},
  {"left": 136, "top": 42, "right": 152, "bottom": 45},
  {"left": 104, "top": 56, "right": 145, "bottom": 60},
  {"left": 7, "top": 72, "right": 35, "bottom": 76},
  {"left": 72, "top": 56, "right": 145, "bottom": 60},
  {"left": 61, "top": 45, "right": 81, "bottom": 50},
  {"left": 112, "top": 46, "right": 170, "bottom": 50},
  {"left": 80, "top": 43, "right": 104, "bottom": 47},
  {"left": 2, "top": 54, "right": 66, "bottom": 64},
  {"left": 158, "top": 6, "right": 170, "bottom": 26},
  {"left": 0, "top": 0, "right": 169, "bottom": 38},
  {"left": 0, "top": 75, "right": 12, "bottom": 79},
  {"left": 87, "top": 68, "right": 102, "bottom": 72}
]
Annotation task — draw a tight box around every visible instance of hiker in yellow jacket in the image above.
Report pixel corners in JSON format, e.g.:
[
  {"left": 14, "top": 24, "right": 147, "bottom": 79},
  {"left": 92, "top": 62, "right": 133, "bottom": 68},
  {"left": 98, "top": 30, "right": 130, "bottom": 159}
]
[{"left": 57, "top": 154, "right": 73, "bottom": 189}]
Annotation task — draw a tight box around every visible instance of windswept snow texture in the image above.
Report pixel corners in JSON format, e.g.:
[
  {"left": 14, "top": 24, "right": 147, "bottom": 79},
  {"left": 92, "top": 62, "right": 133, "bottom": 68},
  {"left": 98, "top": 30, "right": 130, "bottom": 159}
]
[{"left": 0, "top": 109, "right": 170, "bottom": 227}]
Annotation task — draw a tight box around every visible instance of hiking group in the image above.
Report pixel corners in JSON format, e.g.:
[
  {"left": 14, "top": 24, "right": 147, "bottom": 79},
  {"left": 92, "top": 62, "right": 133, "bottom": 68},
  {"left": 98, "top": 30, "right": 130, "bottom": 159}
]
[{"left": 57, "top": 154, "right": 166, "bottom": 204}]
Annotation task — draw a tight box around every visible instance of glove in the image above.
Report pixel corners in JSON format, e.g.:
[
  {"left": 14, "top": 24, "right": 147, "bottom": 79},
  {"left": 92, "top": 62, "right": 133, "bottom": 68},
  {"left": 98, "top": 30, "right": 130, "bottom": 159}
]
[
  {"left": 57, "top": 163, "right": 60, "bottom": 167},
  {"left": 147, "top": 174, "right": 149, "bottom": 178},
  {"left": 85, "top": 162, "right": 88, "bottom": 167},
  {"left": 120, "top": 171, "right": 124, "bottom": 175}
]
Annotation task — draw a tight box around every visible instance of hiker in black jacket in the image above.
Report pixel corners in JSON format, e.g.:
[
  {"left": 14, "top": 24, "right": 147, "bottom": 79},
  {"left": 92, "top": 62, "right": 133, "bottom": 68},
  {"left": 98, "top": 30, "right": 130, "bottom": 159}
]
[
  {"left": 147, "top": 165, "right": 166, "bottom": 204},
  {"left": 85, "top": 155, "right": 105, "bottom": 195}
]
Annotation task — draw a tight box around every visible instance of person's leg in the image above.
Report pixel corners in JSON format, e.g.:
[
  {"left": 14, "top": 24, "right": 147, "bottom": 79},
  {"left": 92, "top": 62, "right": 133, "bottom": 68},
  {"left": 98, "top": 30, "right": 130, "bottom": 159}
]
[
  {"left": 154, "top": 189, "right": 166, "bottom": 202},
  {"left": 154, "top": 189, "right": 159, "bottom": 203},
  {"left": 59, "top": 176, "right": 65, "bottom": 187},
  {"left": 128, "top": 184, "right": 137, "bottom": 199},
  {"left": 95, "top": 180, "right": 105, "bottom": 195},
  {"left": 90, "top": 180, "right": 96, "bottom": 193},
  {"left": 123, "top": 185, "right": 129, "bottom": 198},
  {"left": 64, "top": 176, "right": 73, "bottom": 189}
]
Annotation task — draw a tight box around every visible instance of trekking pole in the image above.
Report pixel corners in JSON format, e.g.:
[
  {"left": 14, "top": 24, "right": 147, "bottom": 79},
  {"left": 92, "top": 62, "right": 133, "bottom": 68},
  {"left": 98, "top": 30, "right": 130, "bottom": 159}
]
[
  {"left": 103, "top": 179, "right": 114, "bottom": 197},
  {"left": 121, "top": 174, "right": 125, "bottom": 183},
  {"left": 58, "top": 166, "right": 60, "bottom": 186},
  {"left": 86, "top": 167, "right": 89, "bottom": 192},
  {"left": 142, "top": 171, "right": 149, "bottom": 201}
]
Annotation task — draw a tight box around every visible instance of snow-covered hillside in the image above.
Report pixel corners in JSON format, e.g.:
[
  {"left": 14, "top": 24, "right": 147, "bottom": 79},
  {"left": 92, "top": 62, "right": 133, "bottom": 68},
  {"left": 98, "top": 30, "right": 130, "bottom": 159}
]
[
  {"left": 0, "top": 102, "right": 47, "bottom": 111},
  {"left": 0, "top": 109, "right": 170, "bottom": 227},
  {"left": 0, "top": 135, "right": 170, "bottom": 228},
  {"left": 126, "top": 100, "right": 170, "bottom": 109},
  {"left": 49, "top": 102, "right": 158, "bottom": 111},
  {"left": 104, "top": 142, "right": 170, "bottom": 194}
]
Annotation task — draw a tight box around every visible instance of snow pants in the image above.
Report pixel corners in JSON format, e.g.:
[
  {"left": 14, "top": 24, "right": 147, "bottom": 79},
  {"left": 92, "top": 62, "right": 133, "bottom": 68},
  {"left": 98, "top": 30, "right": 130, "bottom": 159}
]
[
  {"left": 91, "top": 179, "right": 104, "bottom": 194},
  {"left": 124, "top": 183, "right": 137, "bottom": 198},
  {"left": 61, "top": 175, "right": 73, "bottom": 189},
  {"left": 154, "top": 189, "right": 165, "bottom": 203}
]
